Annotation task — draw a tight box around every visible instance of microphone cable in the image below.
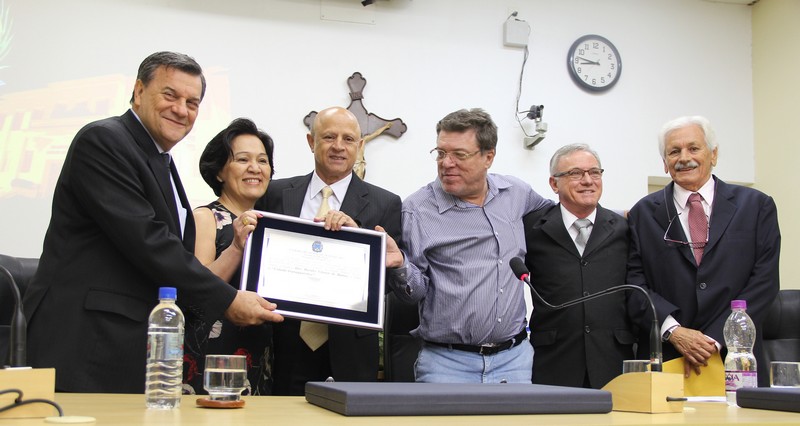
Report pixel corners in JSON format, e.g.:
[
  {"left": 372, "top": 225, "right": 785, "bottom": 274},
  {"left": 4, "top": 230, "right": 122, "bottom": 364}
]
[{"left": 509, "top": 257, "right": 663, "bottom": 372}]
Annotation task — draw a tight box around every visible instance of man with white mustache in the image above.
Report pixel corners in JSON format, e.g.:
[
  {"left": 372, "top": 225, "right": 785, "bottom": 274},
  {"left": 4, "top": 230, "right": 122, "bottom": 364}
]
[{"left": 626, "top": 116, "right": 780, "bottom": 387}]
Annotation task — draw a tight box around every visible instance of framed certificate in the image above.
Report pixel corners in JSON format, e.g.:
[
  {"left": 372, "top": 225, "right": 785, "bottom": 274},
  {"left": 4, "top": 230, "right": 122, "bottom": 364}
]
[{"left": 240, "top": 211, "right": 386, "bottom": 330}]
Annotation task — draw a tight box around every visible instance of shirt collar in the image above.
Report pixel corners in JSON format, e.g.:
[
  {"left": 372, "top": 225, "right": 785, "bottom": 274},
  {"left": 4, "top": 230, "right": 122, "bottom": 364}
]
[
  {"left": 559, "top": 205, "right": 597, "bottom": 229},
  {"left": 432, "top": 173, "right": 509, "bottom": 213},
  {"left": 130, "top": 109, "right": 167, "bottom": 155},
  {"left": 673, "top": 176, "right": 715, "bottom": 208},
  {"left": 309, "top": 171, "right": 352, "bottom": 204}
]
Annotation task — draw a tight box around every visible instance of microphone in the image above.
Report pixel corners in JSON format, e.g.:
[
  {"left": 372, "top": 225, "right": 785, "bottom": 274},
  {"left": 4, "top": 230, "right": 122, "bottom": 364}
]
[
  {"left": 1, "top": 265, "right": 26, "bottom": 367},
  {"left": 509, "top": 257, "right": 662, "bottom": 372}
]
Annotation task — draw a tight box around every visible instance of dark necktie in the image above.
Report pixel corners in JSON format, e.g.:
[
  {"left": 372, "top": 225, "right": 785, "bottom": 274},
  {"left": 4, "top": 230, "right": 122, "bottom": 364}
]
[{"left": 687, "top": 193, "right": 707, "bottom": 265}]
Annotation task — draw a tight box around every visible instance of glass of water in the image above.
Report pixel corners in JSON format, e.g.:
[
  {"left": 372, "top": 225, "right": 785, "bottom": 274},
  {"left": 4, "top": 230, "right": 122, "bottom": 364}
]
[
  {"left": 204, "top": 355, "right": 247, "bottom": 401},
  {"left": 770, "top": 361, "right": 800, "bottom": 388}
]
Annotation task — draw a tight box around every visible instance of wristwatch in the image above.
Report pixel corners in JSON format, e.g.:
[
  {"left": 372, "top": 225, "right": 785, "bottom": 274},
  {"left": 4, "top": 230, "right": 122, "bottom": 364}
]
[{"left": 662, "top": 325, "right": 679, "bottom": 342}]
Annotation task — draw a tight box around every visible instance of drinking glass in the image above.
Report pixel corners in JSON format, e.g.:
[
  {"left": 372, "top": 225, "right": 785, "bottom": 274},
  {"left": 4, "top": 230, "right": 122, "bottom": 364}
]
[
  {"left": 622, "top": 360, "right": 650, "bottom": 374},
  {"left": 204, "top": 355, "right": 247, "bottom": 401},
  {"left": 770, "top": 361, "right": 800, "bottom": 388}
]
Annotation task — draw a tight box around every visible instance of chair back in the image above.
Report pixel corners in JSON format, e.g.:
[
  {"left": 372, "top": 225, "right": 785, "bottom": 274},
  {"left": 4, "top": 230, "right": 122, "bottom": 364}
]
[
  {"left": 383, "top": 292, "right": 421, "bottom": 382},
  {"left": 0, "top": 254, "right": 39, "bottom": 366},
  {"left": 762, "top": 289, "right": 800, "bottom": 366}
]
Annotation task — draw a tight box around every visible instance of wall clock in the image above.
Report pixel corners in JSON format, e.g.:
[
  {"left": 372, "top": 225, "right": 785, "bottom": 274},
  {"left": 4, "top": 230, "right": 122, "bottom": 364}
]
[{"left": 567, "top": 34, "right": 622, "bottom": 92}]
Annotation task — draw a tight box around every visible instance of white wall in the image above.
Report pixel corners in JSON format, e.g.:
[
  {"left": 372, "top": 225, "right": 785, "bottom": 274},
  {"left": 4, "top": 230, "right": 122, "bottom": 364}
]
[{"left": 0, "top": 0, "right": 754, "bottom": 257}]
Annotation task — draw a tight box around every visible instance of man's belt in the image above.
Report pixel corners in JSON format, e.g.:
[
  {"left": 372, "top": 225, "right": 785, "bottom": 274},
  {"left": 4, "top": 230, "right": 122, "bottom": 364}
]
[{"left": 425, "top": 328, "right": 529, "bottom": 356}]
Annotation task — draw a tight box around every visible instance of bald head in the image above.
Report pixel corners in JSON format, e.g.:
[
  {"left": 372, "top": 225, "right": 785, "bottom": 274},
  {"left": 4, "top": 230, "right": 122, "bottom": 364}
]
[
  {"left": 307, "top": 106, "right": 364, "bottom": 184},
  {"left": 311, "top": 107, "right": 362, "bottom": 137}
]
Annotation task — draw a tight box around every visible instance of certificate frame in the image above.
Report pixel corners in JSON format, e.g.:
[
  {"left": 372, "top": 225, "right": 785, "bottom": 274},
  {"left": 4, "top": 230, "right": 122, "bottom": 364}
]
[{"left": 240, "top": 211, "right": 386, "bottom": 330}]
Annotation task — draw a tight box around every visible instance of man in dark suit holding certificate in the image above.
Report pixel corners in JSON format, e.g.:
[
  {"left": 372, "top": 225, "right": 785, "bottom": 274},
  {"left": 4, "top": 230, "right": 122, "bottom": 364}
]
[
  {"left": 259, "top": 106, "right": 402, "bottom": 395},
  {"left": 23, "top": 52, "right": 283, "bottom": 393},
  {"left": 523, "top": 143, "right": 634, "bottom": 389}
]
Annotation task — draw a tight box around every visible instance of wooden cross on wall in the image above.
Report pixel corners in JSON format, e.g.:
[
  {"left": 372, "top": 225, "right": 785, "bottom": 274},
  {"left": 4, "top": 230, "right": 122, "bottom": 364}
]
[{"left": 303, "top": 72, "right": 407, "bottom": 180}]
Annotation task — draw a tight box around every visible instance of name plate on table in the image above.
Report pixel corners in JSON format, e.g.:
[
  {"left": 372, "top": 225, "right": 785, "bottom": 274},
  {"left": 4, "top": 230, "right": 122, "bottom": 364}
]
[{"left": 240, "top": 211, "right": 386, "bottom": 330}]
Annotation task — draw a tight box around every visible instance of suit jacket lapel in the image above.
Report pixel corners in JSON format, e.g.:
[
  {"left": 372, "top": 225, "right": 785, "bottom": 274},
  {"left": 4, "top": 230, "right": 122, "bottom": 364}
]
[
  {"left": 340, "top": 172, "right": 368, "bottom": 221},
  {"left": 582, "top": 206, "right": 615, "bottom": 257},
  {"left": 705, "top": 177, "right": 735, "bottom": 256},
  {"left": 122, "top": 110, "right": 182, "bottom": 237},
  {"left": 656, "top": 182, "right": 695, "bottom": 265},
  {"left": 539, "top": 205, "right": 580, "bottom": 258},
  {"left": 282, "top": 173, "right": 313, "bottom": 216}
]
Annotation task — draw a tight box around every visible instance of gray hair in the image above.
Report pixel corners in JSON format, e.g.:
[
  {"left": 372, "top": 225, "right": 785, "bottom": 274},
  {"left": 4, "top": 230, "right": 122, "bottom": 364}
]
[
  {"left": 658, "top": 116, "right": 717, "bottom": 160},
  {"left": 549, "top": 143, "right": 602, "bottom": 176}
]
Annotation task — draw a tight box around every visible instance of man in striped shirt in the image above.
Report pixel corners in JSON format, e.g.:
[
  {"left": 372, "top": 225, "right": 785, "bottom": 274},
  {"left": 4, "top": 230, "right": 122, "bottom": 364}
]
[{"left": 385, "top": 108, "right": 552, "bottom": 383}]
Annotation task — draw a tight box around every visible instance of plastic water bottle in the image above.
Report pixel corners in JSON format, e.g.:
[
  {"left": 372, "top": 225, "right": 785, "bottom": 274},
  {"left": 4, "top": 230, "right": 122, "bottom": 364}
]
[
  {"left": 723, "top": 299, "right": 757, "bottom": 406},
  {"left": 145, "top": 287, "right": 185, "bottom": 409}
]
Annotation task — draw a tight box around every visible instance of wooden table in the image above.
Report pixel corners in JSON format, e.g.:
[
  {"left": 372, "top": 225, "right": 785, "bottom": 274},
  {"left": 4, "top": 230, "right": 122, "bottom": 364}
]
[{"left": 3, "top": 393, "right": 800, "bottom": 425}]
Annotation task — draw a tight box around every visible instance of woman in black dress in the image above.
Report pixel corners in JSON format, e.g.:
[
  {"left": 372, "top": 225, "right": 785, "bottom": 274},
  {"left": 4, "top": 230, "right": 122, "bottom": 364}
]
[{"left": 183, "top": 118, "right": 276, "bottom": 395}]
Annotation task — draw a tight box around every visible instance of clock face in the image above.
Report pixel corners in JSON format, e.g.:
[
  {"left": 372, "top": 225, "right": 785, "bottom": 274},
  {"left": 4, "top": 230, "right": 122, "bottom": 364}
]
[{"left": 567, "top": 35, "right": 622, "bottom": 92}]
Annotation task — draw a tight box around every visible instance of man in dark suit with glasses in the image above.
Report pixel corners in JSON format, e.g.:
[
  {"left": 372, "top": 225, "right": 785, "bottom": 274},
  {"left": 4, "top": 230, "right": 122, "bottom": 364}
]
[
  {"left": 522, "top": 143, "right": 634, "bottom": 389},
  {"left": 626, "top": 116, "right": 780, "bottom": 386}
]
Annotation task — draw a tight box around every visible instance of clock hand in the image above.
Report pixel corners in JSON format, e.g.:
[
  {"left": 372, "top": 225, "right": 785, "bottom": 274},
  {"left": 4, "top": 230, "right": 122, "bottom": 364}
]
[{"left": 577, "top": 57, "right": 600, "bottom": 65}]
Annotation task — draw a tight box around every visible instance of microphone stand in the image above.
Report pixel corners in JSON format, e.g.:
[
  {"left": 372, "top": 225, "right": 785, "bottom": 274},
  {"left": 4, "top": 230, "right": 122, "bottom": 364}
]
[
  {"left": 1, "top": 265, "right": 26, "bottom": 367},
  {"left": 0, "top": 265, "right": 57, "bottom": 419},
  {"left": 509, "top": 257, "right": 662, "bottom": 371},
  {"left": 510, "top": 257, "right": 684, "bottom": 414}
]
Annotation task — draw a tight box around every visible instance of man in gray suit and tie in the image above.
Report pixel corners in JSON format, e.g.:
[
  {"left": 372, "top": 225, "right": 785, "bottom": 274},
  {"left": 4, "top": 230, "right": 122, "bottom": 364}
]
[{"left": 523, "top": 143, "right": 634, "bottom": 389}]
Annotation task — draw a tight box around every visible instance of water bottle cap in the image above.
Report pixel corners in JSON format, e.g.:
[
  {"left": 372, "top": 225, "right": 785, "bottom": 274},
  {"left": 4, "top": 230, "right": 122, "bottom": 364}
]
[
  {"left": 158, "top": 287, "right": 177, "bottom": 300},
  {"left": 731, "top": 299, "right": 746, "bottom": 309}
]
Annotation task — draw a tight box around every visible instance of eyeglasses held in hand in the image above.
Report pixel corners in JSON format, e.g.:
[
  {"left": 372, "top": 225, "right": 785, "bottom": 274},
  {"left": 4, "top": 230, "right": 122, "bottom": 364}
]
[
  {"left": 552, "top": 168, "right": 604, "bottom": 181},
  {"left": 429, "top": 148, "right": 481, "bottom": 162}
]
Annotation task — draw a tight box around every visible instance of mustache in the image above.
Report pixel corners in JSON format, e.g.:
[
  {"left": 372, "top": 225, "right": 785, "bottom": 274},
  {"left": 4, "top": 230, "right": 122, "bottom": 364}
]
[{"left": 674, "top": 160, "right": 699, "bottom": 171}]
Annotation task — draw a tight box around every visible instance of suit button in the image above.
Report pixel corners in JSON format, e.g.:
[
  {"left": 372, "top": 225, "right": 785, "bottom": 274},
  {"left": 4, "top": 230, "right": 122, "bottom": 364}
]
[
  {"left": 583, "top": 291, "right": 590, "bottom": 297},
  {"left": 698, "top": 282, "right": 707, "bottom": 290},
  {"left": 584, "top": 326, "right": 591, "bottom": 333},
  {"left": 581, "top": 261, "right": 588, "bottom": 266}
]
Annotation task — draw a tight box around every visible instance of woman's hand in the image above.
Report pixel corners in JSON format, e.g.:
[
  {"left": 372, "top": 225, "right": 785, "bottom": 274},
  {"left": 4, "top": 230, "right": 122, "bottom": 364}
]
[{"left": 232, "top": 210, "right": 261, "bottom": 251}]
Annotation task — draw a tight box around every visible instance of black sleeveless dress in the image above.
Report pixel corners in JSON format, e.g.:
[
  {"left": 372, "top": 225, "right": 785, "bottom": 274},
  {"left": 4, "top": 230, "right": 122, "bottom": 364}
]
[{"left": 183, "top": 201, "right": 273, "bottom": 395}]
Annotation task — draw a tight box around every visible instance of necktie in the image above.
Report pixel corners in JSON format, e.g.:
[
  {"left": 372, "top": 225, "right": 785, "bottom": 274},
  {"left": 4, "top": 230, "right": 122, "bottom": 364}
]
[
  {"left": 573, "top": 218, "right": 592, "bottom": 255},
  {"left": 688, "top": 193, "right": 707, "bottom": 265},
  {"left": 300, "top": 186, "right": 335, "bottom": 350},
  {"left": 315, "top": 186, "right": 333, "bottom": 218}
]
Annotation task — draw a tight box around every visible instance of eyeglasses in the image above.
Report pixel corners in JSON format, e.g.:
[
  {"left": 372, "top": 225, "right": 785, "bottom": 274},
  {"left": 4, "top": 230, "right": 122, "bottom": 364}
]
[
  {"left": 429, "top": 148, "right": 482, "bottom": 162},
  {"left": 552, "top": 168, "right": 604, "bottom": 181},
  {"left": 663, "top": 214, "right": 708, "bottom": 248}
]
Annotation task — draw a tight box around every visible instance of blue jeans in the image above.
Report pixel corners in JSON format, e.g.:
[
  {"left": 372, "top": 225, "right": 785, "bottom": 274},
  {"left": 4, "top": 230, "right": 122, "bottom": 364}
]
[{"left": 414, "top": 340, "right": 534, "bottom": 383}]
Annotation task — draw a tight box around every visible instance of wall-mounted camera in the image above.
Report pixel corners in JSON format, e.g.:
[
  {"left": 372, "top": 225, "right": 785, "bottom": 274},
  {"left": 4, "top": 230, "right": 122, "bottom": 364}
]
[{"left": 523, "top": 104, "right": 547, "bottom": 149}]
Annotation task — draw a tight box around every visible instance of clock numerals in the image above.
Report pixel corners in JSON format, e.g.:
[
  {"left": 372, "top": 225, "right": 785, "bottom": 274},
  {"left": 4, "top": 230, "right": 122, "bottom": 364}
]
[{"left": 567, "top": 34, "right": 622, "bottom": 92}]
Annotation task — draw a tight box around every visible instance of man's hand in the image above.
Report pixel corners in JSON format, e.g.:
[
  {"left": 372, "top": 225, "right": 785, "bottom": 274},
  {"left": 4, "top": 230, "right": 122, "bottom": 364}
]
[
  {"left": 668, "top": 326, "right": 718, "bottom": 377},
  {"left": 314, "top": 210, "right": 357, "bottom": 231},
  {"left": 224, "top": 290, "right": 284, "bottom": 326},
  {"left": 375, "top": 225, "right": 403, "bottom": 268}
]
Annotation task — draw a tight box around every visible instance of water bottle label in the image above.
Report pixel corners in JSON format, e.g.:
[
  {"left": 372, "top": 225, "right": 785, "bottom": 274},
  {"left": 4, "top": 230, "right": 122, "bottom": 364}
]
[
  {"left": 147, "top": 332, "right": 183, "bottom": 361},
  {"left": 725, "top": 370, "right": 757, "bottom": 392}
]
